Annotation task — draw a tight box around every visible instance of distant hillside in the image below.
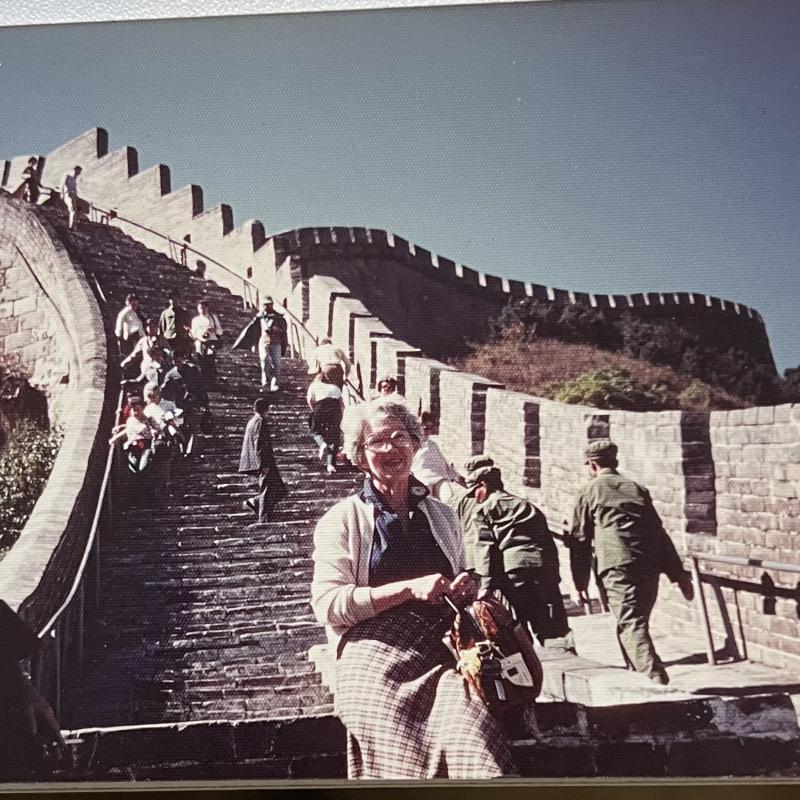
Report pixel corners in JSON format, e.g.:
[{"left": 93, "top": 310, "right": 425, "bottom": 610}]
[
  {"left": 445, "top": 298, "right": 792, "bottom": 411},
  {"left": 451, "top": 325, "right": 745, "bottom": 411}
]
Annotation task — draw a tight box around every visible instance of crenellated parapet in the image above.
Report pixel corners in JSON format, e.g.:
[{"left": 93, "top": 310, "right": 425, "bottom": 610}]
[
  {"left": 2, "top": 127, "right": 772, "bottom": 366},
  {"left": 272, "top": 226, "right": 765, "bottom": 323},
  {"left": 1, "top": 129, "right": 274, "bottom": 305},
  {"left": 2, "top": 128, "right": 797, "bottom": 677}
]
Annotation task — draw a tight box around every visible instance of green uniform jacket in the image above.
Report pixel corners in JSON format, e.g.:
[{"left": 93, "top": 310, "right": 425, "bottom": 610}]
[
  {"left": 447, "top": 485, "right": 481, "bottom": 570},
  {"left": 472, "top": 490, "right": 559, "bottom": 595},
  {"left": 569, "top": 469, "right": 685, "bottom": 581}
]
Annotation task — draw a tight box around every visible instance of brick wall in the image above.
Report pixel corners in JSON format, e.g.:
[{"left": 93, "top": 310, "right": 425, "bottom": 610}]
[
  {"left": 6, "top": 694, "right": 796, "bottom": 781},
  {"left": 0, "top": 196, "right": 113, "bottom": 632},
  {"left": 0, "top": 218, "right": 67, "bottom": 421},
  {"left": 653, "top": 404, "right": 800, "bottom": 674},
  {"left": 288, "top": 228, "right": 799, "bottom": 678},
  {"left": 3, "top": 128, "right": 774, "bottom": 372},
  {"left": 3, "top": 129, "right": 797, "bottom": 673}
]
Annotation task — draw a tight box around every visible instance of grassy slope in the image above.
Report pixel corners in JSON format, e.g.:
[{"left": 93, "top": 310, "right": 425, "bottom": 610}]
[{"left": 450, "top": 331, "right": 745, "bottom": 411}]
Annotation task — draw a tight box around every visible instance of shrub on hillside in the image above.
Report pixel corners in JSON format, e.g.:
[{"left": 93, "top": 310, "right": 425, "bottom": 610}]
[
  {"left": 493, "top": 300, "right": 621, "bottom": 349},
  {"left": 782, "top": 367, "right": 800, "bottom": 403},
  {"left": 617, "top": 316, "right": 700, "bottom": 370},
  {"left": 552, "top": 367, "right": 674, "bottom": 411},
  {"left": 0, "top": 421, "right": 62, "bottom": 559},
  {"left": 489, "top": 298, "right": 784, "bottom": 405},
  {"left": 676, "top": 380, "right": 717, "bottom": 411}
]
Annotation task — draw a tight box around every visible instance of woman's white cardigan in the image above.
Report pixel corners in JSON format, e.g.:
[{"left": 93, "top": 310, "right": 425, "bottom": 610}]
[{"left": 311, "top": 493, "right": 466, "bottom": 652}]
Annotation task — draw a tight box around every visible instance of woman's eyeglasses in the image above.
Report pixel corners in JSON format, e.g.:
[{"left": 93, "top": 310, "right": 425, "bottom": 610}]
[{"left": 364, "top": 430, "right": 413, "bottom": 452}]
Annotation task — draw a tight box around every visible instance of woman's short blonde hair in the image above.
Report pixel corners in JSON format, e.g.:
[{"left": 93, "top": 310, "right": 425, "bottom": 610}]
[{"left": 342, "top": 397, "right": 423, "bottom": 468}]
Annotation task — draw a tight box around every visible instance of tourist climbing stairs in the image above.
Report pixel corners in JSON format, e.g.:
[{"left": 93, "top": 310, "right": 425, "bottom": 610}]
[{"left": 35, "top": 205, "right": 361, "bottom": 728}]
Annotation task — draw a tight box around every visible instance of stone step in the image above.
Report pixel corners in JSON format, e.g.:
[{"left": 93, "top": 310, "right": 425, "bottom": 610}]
[{"left": 55, "top": 216, "right": 350, "bottom": 729}]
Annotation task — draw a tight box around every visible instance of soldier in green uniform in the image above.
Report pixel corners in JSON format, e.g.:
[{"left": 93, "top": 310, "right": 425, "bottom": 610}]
[
  {"left": 447, "top": 469, "right": 482, "bottom": 571},
  {"left": 454, "top": 456, "right": 574, "bottom": 650},
  {"left": 568, "top": 439, "right": 694, "bottom": 684}
]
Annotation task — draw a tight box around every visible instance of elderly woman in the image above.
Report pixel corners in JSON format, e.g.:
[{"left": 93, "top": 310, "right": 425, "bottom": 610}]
[{"left": 311, "top": 397, "right": 515, "bottom": 779}]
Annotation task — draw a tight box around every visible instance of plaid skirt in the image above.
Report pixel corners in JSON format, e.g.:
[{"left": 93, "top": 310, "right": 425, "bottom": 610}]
[{"left": 335, "top": 603, "right": 516, "bottom": 779}]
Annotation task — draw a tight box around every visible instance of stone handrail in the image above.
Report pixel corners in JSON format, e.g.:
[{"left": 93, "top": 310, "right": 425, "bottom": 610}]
[{"left": 0, "top": 196, "right": 113, "bottom": 633}]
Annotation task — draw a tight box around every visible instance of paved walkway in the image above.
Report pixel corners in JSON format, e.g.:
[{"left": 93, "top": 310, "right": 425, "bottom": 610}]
[{"left": 543, "top": 609, "right": 800, "bottom": 711}]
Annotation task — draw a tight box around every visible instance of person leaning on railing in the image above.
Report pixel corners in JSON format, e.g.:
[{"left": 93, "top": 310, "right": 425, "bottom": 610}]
[
  {"left": 0, "top": 601, "right": 65, "bottom": 775},
  {"left": 120, "top": 318, "right": 172, "bottom": 375}
]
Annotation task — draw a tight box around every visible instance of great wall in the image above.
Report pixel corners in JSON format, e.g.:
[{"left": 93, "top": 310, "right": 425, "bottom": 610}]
[{"left": 1, "top": 128, "right": 799, "bottom": 781}]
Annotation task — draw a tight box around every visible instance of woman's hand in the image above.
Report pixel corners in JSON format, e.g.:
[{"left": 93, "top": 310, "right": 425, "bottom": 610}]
[
  {"left": 406, "top": 573, "right": 450, "bottom": 603},
  {"left": 449, "top": 572, "right": 478, "bottom": 604}
]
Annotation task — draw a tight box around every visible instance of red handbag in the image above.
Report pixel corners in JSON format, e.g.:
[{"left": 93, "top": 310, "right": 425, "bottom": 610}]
[{"left": 447, "top": 596, "right": 543, "bottom": 714}]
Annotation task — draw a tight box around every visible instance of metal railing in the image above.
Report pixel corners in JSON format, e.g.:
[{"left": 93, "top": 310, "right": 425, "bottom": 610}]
[
  {"left": 40, "top": 184, "right": 319, "bottom": 363},
  {"left": 25, "top": 189, "right": 325, "bottom": 717},
  {"left": 29, "top": 390, "right": 123, "bottom": 720},
  {"left": 550, "top": 527, "right": 800, "bottom": 668},
  {"left": 688, "top": 551, "right": 800, "bottom": 666}
]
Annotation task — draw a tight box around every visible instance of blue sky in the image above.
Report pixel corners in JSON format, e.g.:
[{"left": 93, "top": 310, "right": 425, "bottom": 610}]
[{"left": 1, "top": 0, "right": 798, "bottom": 371}]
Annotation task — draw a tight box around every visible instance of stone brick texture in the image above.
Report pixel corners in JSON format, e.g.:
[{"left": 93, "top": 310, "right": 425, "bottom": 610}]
[
  {"left": 4, "top": 693, "right": 796, "bottom": 782},
  {"left": 2, "top": 129, "right": 800, "bottom": 779},
  {"left": 0, "top": 195, "right": 113, "bottom": 634},
  {"left": 5, "top": 125, "right": 793, "bottom": 676},
  {"left": 3, "top": 128, "right": 773, "bottom": 366},
  {"left": 0, "top": 206, "right": 363, "bottom": 732}
]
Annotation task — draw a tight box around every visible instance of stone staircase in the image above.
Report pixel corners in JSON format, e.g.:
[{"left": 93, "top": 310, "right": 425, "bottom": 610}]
[{"left": 34, "top": 206, "right": 362, "bottom": 728}]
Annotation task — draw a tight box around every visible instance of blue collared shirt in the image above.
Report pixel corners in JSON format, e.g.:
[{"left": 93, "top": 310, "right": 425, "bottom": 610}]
[{"left": 361, "top": 475, "right": 454, "bottom": 588}]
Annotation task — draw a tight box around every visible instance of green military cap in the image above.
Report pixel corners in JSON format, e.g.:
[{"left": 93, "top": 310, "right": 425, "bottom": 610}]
[
  {"left": 584, "top": 438, "right": 618, "bottom": 463},
  {"left": 463, "top": 455, "right": 500, "bottom": 486}
]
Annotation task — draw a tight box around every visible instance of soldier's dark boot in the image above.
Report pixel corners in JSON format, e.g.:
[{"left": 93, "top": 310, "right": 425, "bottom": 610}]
[{"left": 649, "top": 667, "right": 670, "bottom": 685}]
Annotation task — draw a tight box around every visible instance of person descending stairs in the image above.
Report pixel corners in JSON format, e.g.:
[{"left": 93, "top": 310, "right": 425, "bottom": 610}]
[{"left": 36, "top": 205, "right": 361, "bottom": 727}]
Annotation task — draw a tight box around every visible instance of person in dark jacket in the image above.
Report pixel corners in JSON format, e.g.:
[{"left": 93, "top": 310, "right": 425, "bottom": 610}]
[
  {"left": 12, "top": 157, "right": 41, "bottom": 204},
  {"left": 0, "top": 600, "right": 65, "bottom": 775},
  {"left": 158, "top": 292, "right": 193, "bottom": 357},
  {"left": 463, "top": 457, "right": 573, "bottom": 650},
  {"left": 568, "top": 439, "right": 694, "bottom": 684},
  {"left": 160, "top": 352, "right": 209, "bottom": 434},
  {"left": 231, "top": 298, "right": 287, "bottom": 391},
  {"left": 238, "top": 397, "right": 288, "bottom": 522}
]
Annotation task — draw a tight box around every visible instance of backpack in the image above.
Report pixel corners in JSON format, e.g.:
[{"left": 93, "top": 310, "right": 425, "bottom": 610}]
[{"left": 448, "top": 596, "right": 543, "bottom": 714}]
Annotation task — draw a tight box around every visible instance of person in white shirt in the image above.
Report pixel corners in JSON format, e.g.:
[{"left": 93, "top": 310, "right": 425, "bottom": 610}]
[
  {"left": 120, "top": 318, "right": 170, "bottom": 374},
  {"left": 190, "top": 300, "right": 223, "bottom": 349},
  {"left": 144, "top": 383, "right": 188, "bottom": 490},
  {"left": 411, "top": 412, "right": 462, "bottom": 503},
  {"left": 191, "top": 299, "right": 223, "bottom": 386},
  {"left": 143, "top": 383, "right": 182, "bottom": 431},
  {"left": 115, "top": 294, "right": 145, "bottom": 357},
  {"left": 109, "top": 398, "right": 157, "bottom": 473},
  {"left": 307, "top": 338, "right": 351, "bottom": 387},
  {"left": 61, "top": 165, "right": 82, "bottom": 229},
  {"left": 307, "top": 372, "right": 344, "bottom": 474}
]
